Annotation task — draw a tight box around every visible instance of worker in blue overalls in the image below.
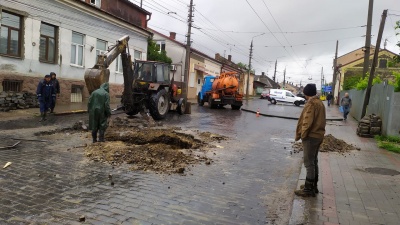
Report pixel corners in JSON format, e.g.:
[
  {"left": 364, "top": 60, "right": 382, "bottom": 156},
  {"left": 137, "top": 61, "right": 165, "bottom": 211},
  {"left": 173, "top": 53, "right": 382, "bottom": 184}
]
[{"left": 36, "top": 74, "right": 56, "bottom": 122}]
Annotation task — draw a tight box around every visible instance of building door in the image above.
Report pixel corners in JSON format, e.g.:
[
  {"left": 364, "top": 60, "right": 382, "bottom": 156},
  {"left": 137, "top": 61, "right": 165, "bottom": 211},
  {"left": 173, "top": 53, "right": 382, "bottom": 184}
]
[{"left": 196, "top": 71, "right": 204, "bottom": 95}]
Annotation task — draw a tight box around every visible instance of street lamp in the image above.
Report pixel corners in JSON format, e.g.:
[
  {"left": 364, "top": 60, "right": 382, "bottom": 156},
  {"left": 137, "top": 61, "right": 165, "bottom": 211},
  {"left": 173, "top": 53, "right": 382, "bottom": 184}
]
[{"left": 246, "top": 33, "right": 265, "bottom": 99}]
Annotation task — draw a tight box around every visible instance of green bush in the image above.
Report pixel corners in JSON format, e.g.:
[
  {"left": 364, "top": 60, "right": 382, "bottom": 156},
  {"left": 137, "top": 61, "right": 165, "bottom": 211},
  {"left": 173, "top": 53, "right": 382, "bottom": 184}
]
[
  {"left": 356, "top": 76, "right": 382, "bottom": 90},
  {"left": 343, "top": 76, "right": 361, "bottom": 90},
  {"left": 393, "top": 72, "right": 400, "bottom": 92},
  {"left": 375, "top": 135, "right": 400, "bottom": 153}
]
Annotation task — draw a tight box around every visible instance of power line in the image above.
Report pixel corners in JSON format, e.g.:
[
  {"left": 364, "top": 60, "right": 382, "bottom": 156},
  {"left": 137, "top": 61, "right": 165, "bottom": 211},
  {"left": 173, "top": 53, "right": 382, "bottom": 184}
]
[{"left": 261, "top": 35, "right": 364, "bottom": 47}]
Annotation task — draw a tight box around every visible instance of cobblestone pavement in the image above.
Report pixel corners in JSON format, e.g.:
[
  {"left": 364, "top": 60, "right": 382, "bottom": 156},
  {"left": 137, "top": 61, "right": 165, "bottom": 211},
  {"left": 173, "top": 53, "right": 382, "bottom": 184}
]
[
  {"left": 0, "top": 104, "right": 303, "bottom": 224},
  {"left": 291, "top": 104, "right": 400, "bottom": 225}
]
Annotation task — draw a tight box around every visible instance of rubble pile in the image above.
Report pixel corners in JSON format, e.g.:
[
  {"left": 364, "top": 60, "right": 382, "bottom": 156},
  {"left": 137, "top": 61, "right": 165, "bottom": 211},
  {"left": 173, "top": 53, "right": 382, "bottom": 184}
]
[
  {"left": 0, "top": 92, "right": 39, "bottom": 112},
  {"left": 357, "top": 114, "right": 382, "bottom": 138},
  {"left": 292, "top": 134, "right": 359, "bottom": 153}
]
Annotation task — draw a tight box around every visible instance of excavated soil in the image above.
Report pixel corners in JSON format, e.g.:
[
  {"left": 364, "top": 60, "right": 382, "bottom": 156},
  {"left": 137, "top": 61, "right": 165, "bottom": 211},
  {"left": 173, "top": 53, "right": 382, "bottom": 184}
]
[
  {"left": 292, "top": 134, "right": 360, "bottom": 153},
  {"left": 85, "top": 117, "right": 225, "bottom": 174}
]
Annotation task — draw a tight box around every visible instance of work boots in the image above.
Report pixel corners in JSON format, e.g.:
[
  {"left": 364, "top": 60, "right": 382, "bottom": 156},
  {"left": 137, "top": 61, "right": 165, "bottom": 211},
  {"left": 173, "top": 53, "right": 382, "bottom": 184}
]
[
  {"left": 39, "top": 113, "right": 47, "bottom": 122},
  {"left": 295, "top": 178, "right": 316, "bottom": 197},
  {"left": 92, "top": 130, "right": 98, "bottom": 143},
  {"left": 99, "top": 130, "right": 105, "bottom": 142}
]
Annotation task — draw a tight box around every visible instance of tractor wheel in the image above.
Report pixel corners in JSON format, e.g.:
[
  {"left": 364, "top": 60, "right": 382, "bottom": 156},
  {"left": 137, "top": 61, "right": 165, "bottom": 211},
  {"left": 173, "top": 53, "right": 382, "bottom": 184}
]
[
  {"left": 197, "top": 93, "right": 204, "bottom": 106},
  {"left": 231, "top": 105, "right": 241, "bottom": 110},
  {"left": 208, "top": 97, "right": 216, "bottom": 109},
  {"left": 177, "top": 98, "right": 186, "bottom": 115},
  {"left": 149, "top": 89, "right": 170, "bottom": 120}
]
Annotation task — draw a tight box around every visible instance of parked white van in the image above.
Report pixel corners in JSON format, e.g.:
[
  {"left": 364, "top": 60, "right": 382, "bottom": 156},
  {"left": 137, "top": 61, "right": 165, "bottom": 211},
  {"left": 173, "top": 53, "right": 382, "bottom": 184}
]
[{"left": 266, "top": 89, "right": 306, "bottom": 106}]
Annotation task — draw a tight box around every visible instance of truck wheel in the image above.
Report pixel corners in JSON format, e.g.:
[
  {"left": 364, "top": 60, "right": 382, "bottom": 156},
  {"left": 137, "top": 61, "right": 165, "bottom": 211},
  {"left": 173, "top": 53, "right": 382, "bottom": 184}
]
[
  {"left": 177, "top": 98, "right": 186, "bottom": 115},
  {"left": 294, "top": 101, "right": 300, "bottom": 107},
  {"left": 208, "top": 98, "right": 216, "bottom": 109},
  {"left": 271, "top": 99, "right": 277, "bottom": 105},
  {"left": 149, "top": 89, "right": 170, "bottom": 120},
  {"left": 231, "top": 105, "right": 241, "bottom": 110},
  {"left": 197, "top": 93, "right": 204, "bottom": 106}
]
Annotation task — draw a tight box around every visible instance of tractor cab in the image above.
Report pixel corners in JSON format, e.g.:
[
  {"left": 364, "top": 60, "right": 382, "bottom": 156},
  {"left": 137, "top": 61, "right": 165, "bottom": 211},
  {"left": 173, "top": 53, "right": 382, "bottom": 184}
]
[{"left": 134, "top": 60, "right": 170, "bottom": 84}]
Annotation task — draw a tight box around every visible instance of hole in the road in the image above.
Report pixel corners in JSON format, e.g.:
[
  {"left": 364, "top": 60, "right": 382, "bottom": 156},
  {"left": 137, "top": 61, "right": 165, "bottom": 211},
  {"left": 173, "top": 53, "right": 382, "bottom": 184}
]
[{"left": 364, "top": 167, "right": 400, "bottom": 176}]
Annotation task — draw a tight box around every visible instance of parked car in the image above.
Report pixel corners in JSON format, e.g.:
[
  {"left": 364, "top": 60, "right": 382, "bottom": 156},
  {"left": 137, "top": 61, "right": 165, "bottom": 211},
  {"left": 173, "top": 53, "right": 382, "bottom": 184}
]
[
  {"left": 260, "top": 90, "right": 269, "bottom": 99},
  {"left": 267, "top": 89, "right": 306, "bottom": 106}
]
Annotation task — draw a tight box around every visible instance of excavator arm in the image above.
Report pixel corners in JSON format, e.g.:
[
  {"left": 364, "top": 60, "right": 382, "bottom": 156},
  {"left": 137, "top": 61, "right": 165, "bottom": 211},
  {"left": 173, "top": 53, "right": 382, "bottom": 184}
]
[{"left": 84, "top": 35, "right": 131, "bottom": 94}]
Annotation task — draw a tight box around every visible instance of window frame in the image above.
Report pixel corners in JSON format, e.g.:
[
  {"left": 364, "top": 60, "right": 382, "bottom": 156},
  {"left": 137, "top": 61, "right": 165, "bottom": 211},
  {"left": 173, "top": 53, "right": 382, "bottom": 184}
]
[
  {"left": 70, "top": 31, "right": 85, "bottom": 67},
  {"left": 0, "top": 10, "right": 23, "bottom": 58},
  {"left": 39, "top": 22, "right": 57, "bottom": 64},
  {"left": 156, "top": 41, "right": 166, "bottom": 52},
  {"left": 96, "top": 38, "right": 107, "bottom": 61},
  {"left": 90, "top": 0, "right": 101, "bottom": 7},
  {"left": 134, "top": 50, "right": 142, "bottom": 60}
]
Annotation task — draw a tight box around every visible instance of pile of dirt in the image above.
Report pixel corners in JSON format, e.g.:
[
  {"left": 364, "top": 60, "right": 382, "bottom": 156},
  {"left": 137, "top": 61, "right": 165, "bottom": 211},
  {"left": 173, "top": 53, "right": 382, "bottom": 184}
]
[
  {"left": 292, "top": 134, "right": 360, "bottom": 153},
  {"left": 85, "top": 126, "right": 218, "bottom": 174}
]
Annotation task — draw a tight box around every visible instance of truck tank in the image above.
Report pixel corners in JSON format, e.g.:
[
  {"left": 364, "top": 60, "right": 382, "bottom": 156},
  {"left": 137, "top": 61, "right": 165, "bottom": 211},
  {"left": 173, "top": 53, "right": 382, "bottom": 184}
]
[{"left": 212, "top": 72, "right": 239, "bottom": 95}]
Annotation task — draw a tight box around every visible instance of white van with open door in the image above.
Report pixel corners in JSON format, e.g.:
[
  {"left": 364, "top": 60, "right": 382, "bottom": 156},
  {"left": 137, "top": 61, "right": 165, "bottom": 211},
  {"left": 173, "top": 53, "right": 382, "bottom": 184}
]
[{"left": 266, "top": 89, "right": 306, "bottom": 106}]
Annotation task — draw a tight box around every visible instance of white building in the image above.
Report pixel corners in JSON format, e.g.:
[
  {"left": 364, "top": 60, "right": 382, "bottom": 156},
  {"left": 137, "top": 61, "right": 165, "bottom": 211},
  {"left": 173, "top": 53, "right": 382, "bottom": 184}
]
[{"left": 0, "top": 0, "right": 151, "bottom": 103}]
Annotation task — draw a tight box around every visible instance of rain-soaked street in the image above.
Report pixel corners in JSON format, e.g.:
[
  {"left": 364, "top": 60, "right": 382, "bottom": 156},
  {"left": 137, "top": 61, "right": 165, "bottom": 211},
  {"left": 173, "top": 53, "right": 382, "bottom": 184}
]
[{"left": 0, "top": 99, "right": 304, "bottom": 225}]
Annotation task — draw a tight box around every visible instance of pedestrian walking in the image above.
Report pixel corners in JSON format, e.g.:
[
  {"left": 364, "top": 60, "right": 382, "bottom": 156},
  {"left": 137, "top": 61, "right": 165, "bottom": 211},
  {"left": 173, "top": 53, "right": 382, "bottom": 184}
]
[
  {"left": 341, "top": 93, "right": 352, "bottom": 121},
  {"left": 88, "top": 82, "right": 111, "bottom": 143},
  {"left": 49, "top": 72, "right": 60, "bottom": 113},
  {"left": 294, "top": 83, "right": 326, "bottom": 197},
  {"left": 326, "top": 92, "right": 333, "bottom": 106},
  {"left": 36, "top": 74, "right": 56, "bottom": 122}
]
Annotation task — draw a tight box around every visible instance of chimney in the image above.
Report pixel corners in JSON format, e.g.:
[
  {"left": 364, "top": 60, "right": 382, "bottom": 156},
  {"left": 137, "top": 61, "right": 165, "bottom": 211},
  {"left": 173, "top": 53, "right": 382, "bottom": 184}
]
[
  {"left": 215, "top": 53, "right": 221, "bottom": 60},
  {"left": 228, "top": 55, "right": 232, "bottom": 62},
  {"left": 262, "top": 72, "right": 265, "bottom": 76},
  {"left": 169, "top": 32, "right": 176, "bottom": 40}
]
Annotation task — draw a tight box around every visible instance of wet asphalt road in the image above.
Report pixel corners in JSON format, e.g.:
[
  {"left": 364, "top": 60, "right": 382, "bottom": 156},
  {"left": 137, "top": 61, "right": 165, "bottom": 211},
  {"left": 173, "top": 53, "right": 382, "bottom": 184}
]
[{"left": 0, "top": 99, "right": 303, "bottom": 225}]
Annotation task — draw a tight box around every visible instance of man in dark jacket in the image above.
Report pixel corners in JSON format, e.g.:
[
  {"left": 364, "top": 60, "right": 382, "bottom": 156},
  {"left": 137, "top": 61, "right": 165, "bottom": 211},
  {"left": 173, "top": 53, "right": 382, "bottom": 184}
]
[
  {"left": 294, "top": 83, "right": 326, "bottom": 197},
  {"left": 50, "top": 72, "right": 60, "bottom": 113},
  {"left": 36, "top": 74, "right": 56, "bottom": 122},
  {"left": 88, "top": 83, "right": 111, "bottom": 143},
  {"left": 326, "top": 92, "right": 333, "bottom": 106},
  {"left": 341, "top": 93, "right": 352, "bottom": 121}
]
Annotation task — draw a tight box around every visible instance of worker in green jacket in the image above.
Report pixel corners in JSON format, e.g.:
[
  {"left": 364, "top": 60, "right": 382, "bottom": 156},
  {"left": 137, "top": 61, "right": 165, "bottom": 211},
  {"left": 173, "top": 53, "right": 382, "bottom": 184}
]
[{"left": 88, "top": 83, "right": 111, "bottom": 143}]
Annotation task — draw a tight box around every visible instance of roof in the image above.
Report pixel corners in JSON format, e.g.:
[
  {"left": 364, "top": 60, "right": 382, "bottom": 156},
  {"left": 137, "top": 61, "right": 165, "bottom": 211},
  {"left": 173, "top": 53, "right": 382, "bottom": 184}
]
[
  {"left": 338, "top": 48, "right": 399, "bottom": 68},
  {"left": 119, "top": 0, "right": 151, "bottom": 15},
  {"left": 149, "top": 28, "right": 222, "bottom": 65},
  {"left": 73, "top": 0, "right": 151, "bottom": 35},
  {"left": 255, "top": 74, "right": 280, "bottom": 88}
]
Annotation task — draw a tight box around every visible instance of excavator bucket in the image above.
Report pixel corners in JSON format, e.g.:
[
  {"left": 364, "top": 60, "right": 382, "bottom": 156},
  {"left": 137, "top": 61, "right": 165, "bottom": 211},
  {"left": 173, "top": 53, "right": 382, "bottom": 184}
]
[{"left": 84, "top": 68, "right": 110, "bottom": 94}]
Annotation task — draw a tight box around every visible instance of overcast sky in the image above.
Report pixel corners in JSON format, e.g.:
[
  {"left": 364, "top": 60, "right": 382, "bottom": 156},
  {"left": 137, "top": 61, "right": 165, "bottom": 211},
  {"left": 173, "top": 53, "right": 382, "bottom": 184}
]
[{"left": 131, "top": 0, "right": 400, "bottom": 88}]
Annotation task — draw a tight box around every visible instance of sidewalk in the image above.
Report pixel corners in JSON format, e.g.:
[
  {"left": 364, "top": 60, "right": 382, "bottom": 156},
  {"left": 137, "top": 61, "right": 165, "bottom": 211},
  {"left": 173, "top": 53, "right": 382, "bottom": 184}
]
[{"left": 291, "top": 105, "right": 400, "bottom": 225}]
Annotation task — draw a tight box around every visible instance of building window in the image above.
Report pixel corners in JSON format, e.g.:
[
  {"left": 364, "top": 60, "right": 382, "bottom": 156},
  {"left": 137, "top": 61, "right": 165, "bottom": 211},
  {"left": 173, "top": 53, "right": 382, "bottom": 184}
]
[
  {"left": 90, "top": 0, "right": 101, "bottom": 7},
  {"left": 39, "top": 23, "right": 57, "bottom": 63},
  {"left": 71, "top": 85, "right": 83, "bottom": 103},
  {"left": 379, "top": 59, "right": 387, "bottom": 69},
  {"left": 0, "top": 11, "right": 22, "bottom": 57},
  {"left": 96, "top": 39, "right": 107, "bottom": 61},
  {"left": 116, "top": 56, "right": 123, "bottom": 73},
  {"left": 156, "top": 41, "right": 165, "bottom": 52},
  {"left": 134, "top": 50, "right": 142, "bottom": 60},
  {"left": 71, "top": 32, "right": 84, "bottom": 66},
  {"left": 2, "top": 79, "right": 22, "bottom": 92}
]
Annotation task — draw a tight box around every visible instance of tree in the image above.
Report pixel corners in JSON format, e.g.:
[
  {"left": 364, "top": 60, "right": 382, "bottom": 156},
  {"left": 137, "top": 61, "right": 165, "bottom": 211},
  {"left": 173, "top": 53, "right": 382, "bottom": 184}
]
[
  {"left": 237, "top": 62, "right": 255, "bottom": 73},
  {"left": 147, "top": 37, "right": 172, "bottom": 64}
]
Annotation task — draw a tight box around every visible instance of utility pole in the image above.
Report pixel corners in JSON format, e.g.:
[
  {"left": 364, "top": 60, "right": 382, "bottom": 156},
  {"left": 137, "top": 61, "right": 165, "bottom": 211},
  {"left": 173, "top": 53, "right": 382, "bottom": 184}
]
[
  {"left": 320, "top": 67, "right": 324, "bottom": 94},
  {"left": 183, "top": 0, "right": 194, "bottom": 100},
  {"left": 361, "top": 9, "right": 387, "bottom": 118},
  {"left": 362, "top": 0, "right": 374, "bottom": 79},
  {"left": 246, "top": 40, "right": 253, "bottom": 99},
  {"left": 332, "top": 40, "right": 339, "bottom": 104},
  {"left": 273, "top": 59, "right": 277, "bottom": 82},
  {"left": 140, "top": 0, "right": 143, "bottom": 7},
  {"left": 283, "top": 67, "right": 286, "bottom": 89}
]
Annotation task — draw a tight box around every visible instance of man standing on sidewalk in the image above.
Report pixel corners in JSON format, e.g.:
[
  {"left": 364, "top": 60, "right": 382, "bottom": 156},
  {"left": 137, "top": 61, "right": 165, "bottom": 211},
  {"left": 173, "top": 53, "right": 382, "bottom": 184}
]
[
  {"left": 88, "top": 83, "right": 111, "bottom": 143},
  {"left": 341, "top": 93, "right": 352, "bottom": 121},
  {"left": 295, "top": 83, "right": 326, "bottom": 197},
  {"left": 36, "top": 75, "right": 56, "bottom": 122},
  {"left": 49, "top": 72, "right": 60, "bottom": 113}
]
